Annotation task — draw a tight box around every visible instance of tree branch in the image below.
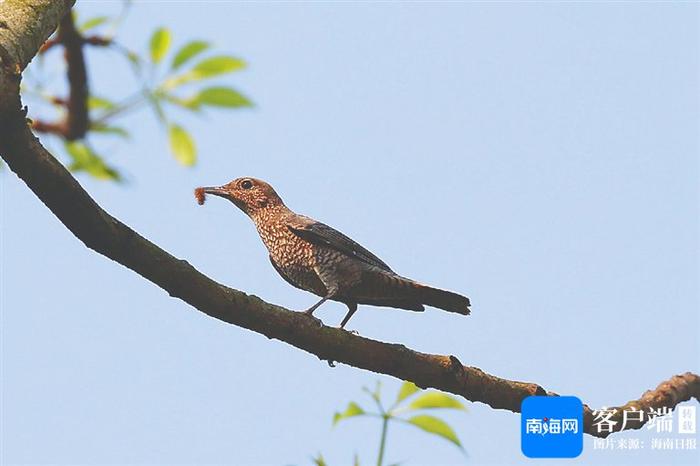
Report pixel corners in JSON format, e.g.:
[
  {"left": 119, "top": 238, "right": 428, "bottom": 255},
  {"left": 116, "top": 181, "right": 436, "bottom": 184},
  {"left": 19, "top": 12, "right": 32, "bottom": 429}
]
[
  {"left": 31, "top": 9, "right": 89, "bottom": 139},
  {"left": 0, "top": 0, "right": 697, "bottom": 440},
  {"left": 0, "top": 0, "right": 74, "bottom": 115},
  {"left": 39, "top": 33, "right": 111, "bottom": 54}
]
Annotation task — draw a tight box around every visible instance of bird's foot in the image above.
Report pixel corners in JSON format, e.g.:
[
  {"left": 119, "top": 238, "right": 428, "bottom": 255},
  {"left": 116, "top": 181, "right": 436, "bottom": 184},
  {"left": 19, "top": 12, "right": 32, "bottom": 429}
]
[
  {"left": 327, "top": 360, "right": 337, "bottom": 368},
  {"left": 341, "top": 327, "right": 360, "bottom": 335}
]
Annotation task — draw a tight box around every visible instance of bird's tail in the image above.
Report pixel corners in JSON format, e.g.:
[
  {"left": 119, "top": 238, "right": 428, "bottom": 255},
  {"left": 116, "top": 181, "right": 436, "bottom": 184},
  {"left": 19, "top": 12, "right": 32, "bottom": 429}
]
[
  {"left": 411, "top": 282, "right": 471, "bottom": 315},
  {"left": 359, "top": 269, "right": 471, "bottom": 315}
]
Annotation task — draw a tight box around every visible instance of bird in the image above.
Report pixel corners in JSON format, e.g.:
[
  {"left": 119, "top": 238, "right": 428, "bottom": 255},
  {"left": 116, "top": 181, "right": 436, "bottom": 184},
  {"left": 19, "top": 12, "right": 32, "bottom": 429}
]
[{"left": 196, "top": 177, "right": 471, "bottom": 329}]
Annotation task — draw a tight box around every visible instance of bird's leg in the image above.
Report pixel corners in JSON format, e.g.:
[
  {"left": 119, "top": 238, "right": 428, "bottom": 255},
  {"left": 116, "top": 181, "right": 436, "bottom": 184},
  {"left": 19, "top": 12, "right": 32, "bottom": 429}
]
[
  {"left": 339, "top": 303, "right": 358, "bottom": 331},
  {"left": 305, "top": 283, "right": 340, "bottom": 316},
  {"left": 304, "top": 297, "right": 328, "bottom": 316},
  {"left": 303, "top": 292, "right": 337, "bottom": 328}
]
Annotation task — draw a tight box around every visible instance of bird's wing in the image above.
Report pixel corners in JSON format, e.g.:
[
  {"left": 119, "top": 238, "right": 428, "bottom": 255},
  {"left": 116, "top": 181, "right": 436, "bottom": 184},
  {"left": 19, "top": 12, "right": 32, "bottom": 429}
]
[{"left": 287, "top": 216, "right": 394, "bottom": 273}]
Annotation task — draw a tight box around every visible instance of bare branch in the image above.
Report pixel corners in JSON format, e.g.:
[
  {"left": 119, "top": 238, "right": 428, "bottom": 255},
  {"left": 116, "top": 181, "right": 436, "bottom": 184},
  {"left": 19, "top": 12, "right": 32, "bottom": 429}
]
[
  {"left": 31, "top": 8, "right": 89, "bottom": 140},
  {"left": 2, "top": 109, "right": 697, "bottom": 440},
  {"left": 580, "top": 373, "right": 699, "bottom": 436},
  {"left": 0, "top": 0, "right": 697, "bottom": 439},
  {"left": 39, "top": 34, "right": 111, "bottom": 53}
]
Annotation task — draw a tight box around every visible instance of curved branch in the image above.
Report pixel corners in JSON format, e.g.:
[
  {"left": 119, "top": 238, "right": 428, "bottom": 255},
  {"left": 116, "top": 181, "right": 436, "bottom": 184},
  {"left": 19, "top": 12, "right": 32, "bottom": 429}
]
[
  {"left": 3, "top": 105, "right": 698, "bottom": 440},
  {"left": 0, "top": 0, "right": 697, "bottom": 440}
]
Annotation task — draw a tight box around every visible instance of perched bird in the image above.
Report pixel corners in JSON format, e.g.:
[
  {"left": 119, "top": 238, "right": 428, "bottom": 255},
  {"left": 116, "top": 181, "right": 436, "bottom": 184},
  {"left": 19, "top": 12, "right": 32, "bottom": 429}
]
[{"left": 197, "top": 177, "right": 471, "bottom": 328}]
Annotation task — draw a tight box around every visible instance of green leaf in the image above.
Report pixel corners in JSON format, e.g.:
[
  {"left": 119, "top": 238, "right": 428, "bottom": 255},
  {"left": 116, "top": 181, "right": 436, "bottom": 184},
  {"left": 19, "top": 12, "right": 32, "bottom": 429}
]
[
  {"left": 312, "top": 454, "right": 328, "bottom": 466},
  {"left": 395, "top": 381, "right": 420, "bottom": 405},
  {"left": 162, "top": 55, "right": 246, "bottom": 89},
  {"left": 168, "top": 124, "right": 196, "bottom": 166},
  {"left": 164, "top": 57, "right": 245, "bottom": 88},
  {"left": 89, "top": 123, "right": 129, "bottom": 139},
  {"left": 406, "top": 415, "right": 462, "bottom": 448},
  {"left": 87, "top": 96, "right": 115, "bottom": 110},
  {"left": 191, "top": 55, "right": 246, "bottom": 78},
  {"left": 163, "top": 93, "right": 201, "bottom": 111},
  {"left": 149, "top": 27, "right": 171, "bottom": 63},
  {"left": 171, "top": 40, "right": 209, "bottom": 70},
  {"left": 196, "top": 87, "right": 252, "bottom": 108},
  {"left": 80, "top": 16, "right": 109, "bottom": 32},
  {"left": 64, "top": 141, "right": 121, "bottom": 181},
  {"left": 333, "top": 401, "right": 365, "bottom": 426},
  {"left": 407, "top": 392, "right": 467, "bottom": 411}
]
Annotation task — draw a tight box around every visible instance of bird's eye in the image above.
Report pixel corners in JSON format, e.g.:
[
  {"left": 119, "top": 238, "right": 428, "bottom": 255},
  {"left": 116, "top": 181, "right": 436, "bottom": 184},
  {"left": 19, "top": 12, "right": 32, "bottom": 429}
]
[{"left": 240, "top": 179, "right": 253, "bottom": 190}]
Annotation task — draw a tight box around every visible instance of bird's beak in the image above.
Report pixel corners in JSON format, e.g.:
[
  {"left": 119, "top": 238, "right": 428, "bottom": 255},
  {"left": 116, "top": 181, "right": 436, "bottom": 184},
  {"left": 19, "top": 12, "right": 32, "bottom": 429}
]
[{"left": 201, "top": 186, "right": 229, "bottom": 198}]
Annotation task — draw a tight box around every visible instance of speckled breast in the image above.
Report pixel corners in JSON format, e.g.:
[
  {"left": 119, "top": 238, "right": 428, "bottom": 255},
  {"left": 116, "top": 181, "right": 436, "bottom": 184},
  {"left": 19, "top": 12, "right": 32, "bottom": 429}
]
[{"left": 255, "top": 220, "right": 327, "bottom": 296}]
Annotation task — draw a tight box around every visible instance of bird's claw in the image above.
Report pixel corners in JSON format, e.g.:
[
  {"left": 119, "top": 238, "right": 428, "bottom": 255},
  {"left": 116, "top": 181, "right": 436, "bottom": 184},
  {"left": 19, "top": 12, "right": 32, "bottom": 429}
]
[
  {"left": 342, "top": 328, "right": 359, "bottom": 335},
  {"left": 327, "top": 360, "right": 337, "bottom": 368}
]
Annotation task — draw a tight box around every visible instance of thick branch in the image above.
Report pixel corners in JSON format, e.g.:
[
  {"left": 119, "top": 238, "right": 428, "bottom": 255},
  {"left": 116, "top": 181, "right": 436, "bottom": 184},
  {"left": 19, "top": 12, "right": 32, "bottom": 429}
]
[
  {"left": 2, "top": 114, "right": 697, "bottom": 439},
  {"left": 0, "top": 0, "right": 697, "bottom": 439},
  {"left": 0, "top": 0, "right": 74, "bottom": 115}
]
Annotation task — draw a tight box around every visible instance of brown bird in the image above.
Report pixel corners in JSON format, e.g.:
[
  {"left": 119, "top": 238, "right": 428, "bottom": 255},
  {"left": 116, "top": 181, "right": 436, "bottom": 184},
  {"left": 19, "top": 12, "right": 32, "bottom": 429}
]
[{"left": 197, "top": 177, "right": 471, "bottom": 328}]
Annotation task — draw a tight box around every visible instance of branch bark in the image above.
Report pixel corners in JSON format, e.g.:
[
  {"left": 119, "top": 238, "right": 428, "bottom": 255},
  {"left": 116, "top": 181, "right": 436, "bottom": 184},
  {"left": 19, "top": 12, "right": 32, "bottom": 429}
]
[
  {"left": 0, "top": 0, "right": 697, "bottom": 440},
  {"left": 0, "top": 0, "right": 74, "bottom": 115}
]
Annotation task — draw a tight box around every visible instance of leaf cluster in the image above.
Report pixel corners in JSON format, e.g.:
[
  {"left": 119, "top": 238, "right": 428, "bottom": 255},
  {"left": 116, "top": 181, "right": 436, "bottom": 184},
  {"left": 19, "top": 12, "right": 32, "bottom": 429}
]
[
  {"left": 315, "top": 381, "right": 467, "bottom": 466},
  {"left": 18, "top": 5, "right": 252, "bottom": 181}
]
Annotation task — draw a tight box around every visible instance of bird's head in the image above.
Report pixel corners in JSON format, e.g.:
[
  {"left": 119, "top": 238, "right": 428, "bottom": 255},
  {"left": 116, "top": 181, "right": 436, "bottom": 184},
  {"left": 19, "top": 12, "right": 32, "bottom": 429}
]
[{"left": 199, "top": 177, "right": 285, "bottom": 215}]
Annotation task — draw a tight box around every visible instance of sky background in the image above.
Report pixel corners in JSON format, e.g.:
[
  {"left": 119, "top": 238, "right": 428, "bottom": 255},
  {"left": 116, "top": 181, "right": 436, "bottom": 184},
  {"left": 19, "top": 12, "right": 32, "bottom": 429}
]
[{"left": 1, "top": 1, "right": 699, "bottom": 465}]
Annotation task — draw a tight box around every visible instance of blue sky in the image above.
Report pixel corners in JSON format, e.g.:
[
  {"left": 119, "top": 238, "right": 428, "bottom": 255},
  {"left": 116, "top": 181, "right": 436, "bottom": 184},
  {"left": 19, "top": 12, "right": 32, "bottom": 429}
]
[{"left": 2, "top": 2, "right": 698, "bottom": 465}]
